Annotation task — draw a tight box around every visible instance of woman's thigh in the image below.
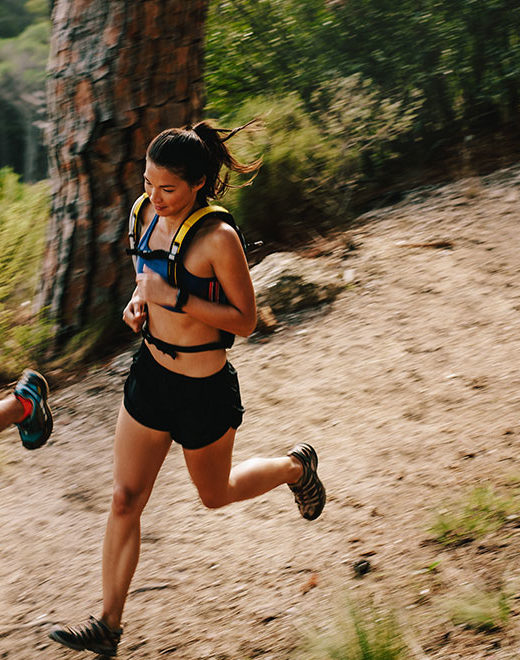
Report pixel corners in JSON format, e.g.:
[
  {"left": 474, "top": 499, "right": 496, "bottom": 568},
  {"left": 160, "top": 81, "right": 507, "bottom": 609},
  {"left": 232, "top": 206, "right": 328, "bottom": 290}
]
[
  {"left": 182, "top": 426, "right": 236, "bottom": 506},
  {"left": 113, "top": 402, "right": 172, "bottom": 500}
]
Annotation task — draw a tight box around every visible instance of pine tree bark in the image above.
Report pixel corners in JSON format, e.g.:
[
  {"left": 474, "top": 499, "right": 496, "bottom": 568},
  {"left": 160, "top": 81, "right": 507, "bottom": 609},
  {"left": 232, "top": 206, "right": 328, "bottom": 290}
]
[{"left": 39, "top": 0, "right": 209, "bottom": 349}]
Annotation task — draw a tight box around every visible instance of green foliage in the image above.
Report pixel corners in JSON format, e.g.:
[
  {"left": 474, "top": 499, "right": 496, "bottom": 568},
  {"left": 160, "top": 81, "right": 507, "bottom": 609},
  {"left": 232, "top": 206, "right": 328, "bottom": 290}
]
[
  {"left": 221, "top": 94, "right": 342, "bottom": 242},
  {"left": 5, "top": 0, "right": 520, "bottom": 181},
  {"left": 0, "top": 9, "right": 50, "bottom": 180},
  {"left": 298, "top": 601, "right": 408, "bottom": 660},
  {"left": 221, "top": 76, "right": 419, "bottom": 238},
  {"left": 427, "top": 560, "right": 441, "bottom": 573},
  {"left": 25, "top": 0, "right": 51, "bottom": 21},
  {"left": 206, "top": 0, "right": 334, "bottom": 117},
  {"left": 206, "top": 0, "right": 520, "bottom": 139},
  {"left": 0, "top": 0, "right": 32, "bottom": 39},
  {"left": 319, "top": 74, "right": 420, "bottom": 182},
  {"left": 0, "top": 0, "right": 48, "bottom": 38},
  {"left": 447, "top": 588, "right": 510, "bottom": 632},
  {"left": 0, "top": 168, "right": 48, "bottom": 302},
  {"left": 0, "top": 168, "right": 51, "bottom": 379},
  {"left": 430, "top": 486, "right": 520, "bottom": 546},
  {"left": 0, "top": 19, "right": 50, "bottom": 87}
]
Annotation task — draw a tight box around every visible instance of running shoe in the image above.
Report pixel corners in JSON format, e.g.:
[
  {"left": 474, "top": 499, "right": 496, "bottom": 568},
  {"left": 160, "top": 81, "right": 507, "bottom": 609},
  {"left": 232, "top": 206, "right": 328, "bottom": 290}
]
[
  {"left": 287, "top": 442, "right": 326, "bottom": 520},
  {"left": 49, "top": 616, "right": 122, "bottom": 657},
  {"left": 14, "top": 369, "right": 53, "bottom": 450}
]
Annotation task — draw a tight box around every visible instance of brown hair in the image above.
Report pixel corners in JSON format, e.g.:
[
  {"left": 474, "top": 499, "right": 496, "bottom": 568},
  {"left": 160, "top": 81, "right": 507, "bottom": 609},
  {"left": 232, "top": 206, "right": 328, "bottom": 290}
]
[{"left": 146, "top": 120, "right": 262, "bottom": 204}]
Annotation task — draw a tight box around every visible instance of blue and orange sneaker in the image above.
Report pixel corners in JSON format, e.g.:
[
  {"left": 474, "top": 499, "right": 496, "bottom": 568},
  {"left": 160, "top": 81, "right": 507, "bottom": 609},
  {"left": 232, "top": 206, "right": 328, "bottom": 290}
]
[{"left": 14, "top": 369, "right": 53, "bottom": 450}]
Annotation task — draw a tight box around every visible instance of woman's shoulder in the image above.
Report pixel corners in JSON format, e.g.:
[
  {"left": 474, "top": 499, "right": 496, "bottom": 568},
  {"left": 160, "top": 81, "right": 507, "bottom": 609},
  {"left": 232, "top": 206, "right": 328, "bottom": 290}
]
[
  {"left": 195, "top": 220, "right": 246, "bottom": 272},
  {"left": 200, "top": 216, "right": 242, "bottom": 249}
]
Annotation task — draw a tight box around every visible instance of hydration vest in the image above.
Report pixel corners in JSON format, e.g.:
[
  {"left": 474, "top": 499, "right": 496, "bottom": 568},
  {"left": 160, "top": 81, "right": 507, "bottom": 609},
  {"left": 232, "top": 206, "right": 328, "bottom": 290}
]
[
  {"left": 125, "top": 193, "right": 248, "bottom": 357},
  {"left": 126, "top": 192, "right": 247, "bottom": 285}
]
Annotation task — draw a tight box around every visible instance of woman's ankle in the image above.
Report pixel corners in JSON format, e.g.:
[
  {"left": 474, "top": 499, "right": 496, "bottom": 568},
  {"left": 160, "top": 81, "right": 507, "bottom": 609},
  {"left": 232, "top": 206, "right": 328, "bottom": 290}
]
[
  {"left": 100, "top": 612, "right": 122, "bottom": 632},
  {"left": 287, "top": 455, "right": 304, "bottom": 485}
]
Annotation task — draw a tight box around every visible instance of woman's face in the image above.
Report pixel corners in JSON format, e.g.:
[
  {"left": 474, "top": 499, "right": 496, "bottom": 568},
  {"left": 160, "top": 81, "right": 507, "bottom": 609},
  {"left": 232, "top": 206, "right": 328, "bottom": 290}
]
[{"left": 143, "top": 159, "right": 204, "bottom": 220}]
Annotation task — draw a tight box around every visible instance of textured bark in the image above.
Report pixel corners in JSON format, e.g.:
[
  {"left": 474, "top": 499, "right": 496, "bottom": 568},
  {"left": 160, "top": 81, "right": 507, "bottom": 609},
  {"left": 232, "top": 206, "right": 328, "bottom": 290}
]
[{"left": 39, "top": 0, "right": 209, "bottom": 347}]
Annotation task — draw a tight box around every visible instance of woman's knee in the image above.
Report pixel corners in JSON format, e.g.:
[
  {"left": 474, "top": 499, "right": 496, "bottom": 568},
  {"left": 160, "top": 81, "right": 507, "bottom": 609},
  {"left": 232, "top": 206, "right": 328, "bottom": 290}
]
[
  {"left": 197, "top": 487, "right": 229, "bottom": 509},
  {"left": 111, "top": 484, "right": 144, "bottom": 517}
]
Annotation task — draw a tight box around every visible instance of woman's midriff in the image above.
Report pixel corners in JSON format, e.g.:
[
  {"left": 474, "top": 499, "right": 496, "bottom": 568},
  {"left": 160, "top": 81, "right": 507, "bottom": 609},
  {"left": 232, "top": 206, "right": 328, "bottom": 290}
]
[{"left": 145, "top": 302, "right": 228, "bottom": 377}]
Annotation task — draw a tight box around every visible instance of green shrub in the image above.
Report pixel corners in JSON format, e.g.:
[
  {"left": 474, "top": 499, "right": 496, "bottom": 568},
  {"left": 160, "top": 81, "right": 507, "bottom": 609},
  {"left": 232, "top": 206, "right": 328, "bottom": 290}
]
[
  {"left": 0, "top": 167, "right": 48, "bottom": 302},
  {"left": 221, "top": 93, "right": 343, "bottom": 243},
  {"left": 317, "top": 74, "right": 420, "bottom": 182},
  {"left": 448, "top": 588, "right": 510, "bottom": 632},
  {"left": 298, "top": 601, "right": 409, "bottom": 660},
  {"left": 0, "top": 167, "right": 51, "bottom": 380},
  {"left": 220, "top": 78, "right": 419, "bottom": 243},
  {"left": 430, "top": 486, "right": 519, "bottom": 546}
]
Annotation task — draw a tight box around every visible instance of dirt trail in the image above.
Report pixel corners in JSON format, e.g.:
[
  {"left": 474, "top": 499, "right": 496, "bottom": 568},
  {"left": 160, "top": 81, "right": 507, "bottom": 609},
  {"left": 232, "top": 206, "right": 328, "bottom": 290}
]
[{"left": 1, "top": 166, "right": 520, "bottom": 659}]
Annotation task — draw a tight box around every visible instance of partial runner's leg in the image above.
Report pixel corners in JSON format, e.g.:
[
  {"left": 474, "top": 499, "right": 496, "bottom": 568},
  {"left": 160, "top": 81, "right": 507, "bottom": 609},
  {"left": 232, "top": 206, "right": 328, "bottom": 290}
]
[
  {"left": 13, "top": 370, "right": 53, "bottom": 449},
  {"left": 49, "top": 404, "right": 171, "bottom": 655},
  {"left": 0, "top": 394, "right": 25, "bottom": 430},
  {"left": 101, "top": 403, "right": 172, "bottom": 630},
  {"left": 183, "top": 427, "right": 303, "bottom": 509}
]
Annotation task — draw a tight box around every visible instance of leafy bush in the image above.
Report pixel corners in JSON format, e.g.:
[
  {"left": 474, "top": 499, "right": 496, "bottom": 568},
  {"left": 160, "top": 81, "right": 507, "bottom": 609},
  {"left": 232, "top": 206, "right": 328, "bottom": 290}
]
[
  {"left": 298, "top": 601, "right": 409, "bottom": 660},
  {"left": 206, "top": 0, "right": 520, "bottom": 136},
  {"left": 447, "top": 588, "right": 510, "bottom": 632},
  {"left": 0, "top": 168, "right": 51, "bottom": 380},
  {"left": 222, "top": 93, "right": 342, "bottom": 243},
  {"left": 221, "top": 77, "right": 419, "bottom": 241},
  {"left": 318, "top": 74, "right": 420, "bottom": 182},
  {"left": 206, "top": 0, "right": 334, "bottom": 118},
  {"left": 430, "top": 486, "right": 520, "bottom": 546}
]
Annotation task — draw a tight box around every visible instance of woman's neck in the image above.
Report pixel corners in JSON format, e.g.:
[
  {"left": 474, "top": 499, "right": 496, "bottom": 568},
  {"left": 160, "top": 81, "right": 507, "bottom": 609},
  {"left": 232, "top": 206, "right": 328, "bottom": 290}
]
[{"left": 161, "top": 201, "right": 201, "bottom": 232}]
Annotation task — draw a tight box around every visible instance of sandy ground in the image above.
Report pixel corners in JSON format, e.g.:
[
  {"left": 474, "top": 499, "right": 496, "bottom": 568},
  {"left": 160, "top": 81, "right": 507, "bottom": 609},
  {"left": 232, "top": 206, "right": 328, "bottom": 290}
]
[{"left": 1, "top": 165, "right": 520, "bottom": 659}]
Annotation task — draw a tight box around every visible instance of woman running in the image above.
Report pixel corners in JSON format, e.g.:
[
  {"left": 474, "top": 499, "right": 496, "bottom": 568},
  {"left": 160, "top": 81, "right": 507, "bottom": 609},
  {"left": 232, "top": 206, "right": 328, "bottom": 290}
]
[{"left": 49, "top": 121, "right": 325, "bottom": 657}]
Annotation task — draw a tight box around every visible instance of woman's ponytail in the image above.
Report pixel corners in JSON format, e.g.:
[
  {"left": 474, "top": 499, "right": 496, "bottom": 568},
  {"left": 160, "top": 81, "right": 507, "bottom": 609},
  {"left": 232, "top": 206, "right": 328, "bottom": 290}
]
[
  {"left": 147, "top": 119, "right": 262, "bottom": 205},
  {"left": 192, "top": 120, "right": 262, "bottom": 202}
]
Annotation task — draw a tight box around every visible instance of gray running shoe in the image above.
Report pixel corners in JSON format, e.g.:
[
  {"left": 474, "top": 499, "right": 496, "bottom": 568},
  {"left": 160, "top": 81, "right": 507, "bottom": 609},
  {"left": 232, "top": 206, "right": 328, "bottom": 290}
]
[
  {"left": 287, "top": 443, "right": 326, "bottom": 520},
  {"left": 49, "top": 616, "right": 122, "bottom": 657},
  {"left": 14, "top": 369, "right": 53, "bottom": 450}
]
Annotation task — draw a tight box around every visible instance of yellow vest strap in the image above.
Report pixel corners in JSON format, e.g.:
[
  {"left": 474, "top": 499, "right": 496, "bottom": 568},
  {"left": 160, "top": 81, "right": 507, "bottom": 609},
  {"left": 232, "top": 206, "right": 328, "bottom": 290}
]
[
  {"left": 171, "top": 205, "right": 229, "bottom": 251},
  {"left": 170, "top": 205, "right": 230, "bottom": 285}
]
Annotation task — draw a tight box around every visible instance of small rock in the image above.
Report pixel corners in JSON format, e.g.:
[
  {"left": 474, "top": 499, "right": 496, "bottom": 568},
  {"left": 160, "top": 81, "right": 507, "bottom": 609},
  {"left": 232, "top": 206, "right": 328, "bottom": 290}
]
[
  {"left": 301, "top": 572, "right": 319, "bottom": 594},
  {"left": 353, "top": 559, "right": 371, "bottom": 577},
  {"left": 343, "top": 268, "right": 356, "bottom": 284}
]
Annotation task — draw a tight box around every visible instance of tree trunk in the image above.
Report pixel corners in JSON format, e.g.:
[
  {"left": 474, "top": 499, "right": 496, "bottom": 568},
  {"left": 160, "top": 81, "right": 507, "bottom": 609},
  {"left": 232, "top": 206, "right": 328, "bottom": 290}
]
[{"left": 39, "top": 0, "right": 209, "bottom": 350}]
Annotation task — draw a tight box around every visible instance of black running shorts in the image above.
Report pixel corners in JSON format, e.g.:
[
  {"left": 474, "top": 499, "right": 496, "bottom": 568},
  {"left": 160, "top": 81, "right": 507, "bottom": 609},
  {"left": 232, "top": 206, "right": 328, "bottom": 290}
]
[{"left": 123, "top": 341, "right": 244, "bottom": 450}]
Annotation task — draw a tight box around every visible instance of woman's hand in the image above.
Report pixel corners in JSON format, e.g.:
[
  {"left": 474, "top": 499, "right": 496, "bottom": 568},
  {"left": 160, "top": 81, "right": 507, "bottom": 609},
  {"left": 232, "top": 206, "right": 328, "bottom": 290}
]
[
  {"left": 136, "top": 265, "right": 177, "bottom": 308},
  {"left": 122, "top": 292, "right": 148, "bottom": 333}
]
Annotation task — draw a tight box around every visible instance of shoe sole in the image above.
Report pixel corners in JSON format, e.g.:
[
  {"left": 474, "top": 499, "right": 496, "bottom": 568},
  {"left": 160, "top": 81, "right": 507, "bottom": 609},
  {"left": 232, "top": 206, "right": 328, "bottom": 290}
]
[
  {"left": 304, "top": 479, "right": 326, "bottom": 521},
  {"left": 49, "top": 630, "right": 117, "bottom": 656},
  {"left": 288, "top": 443, "right": 326, "bottom": 520},
  {"left": 21, "top": 369, "right": 50, "bottom": 399}
]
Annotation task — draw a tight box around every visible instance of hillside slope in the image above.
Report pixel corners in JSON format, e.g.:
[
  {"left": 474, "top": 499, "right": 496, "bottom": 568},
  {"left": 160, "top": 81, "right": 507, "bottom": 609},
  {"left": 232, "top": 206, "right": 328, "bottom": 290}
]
[{"left": 1, "top": 165, "right": 520, "bottom": 659}]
